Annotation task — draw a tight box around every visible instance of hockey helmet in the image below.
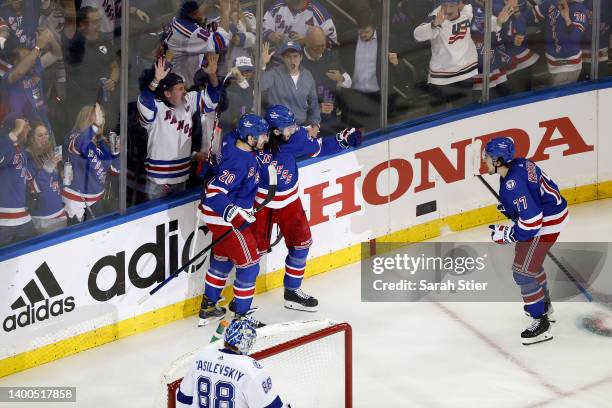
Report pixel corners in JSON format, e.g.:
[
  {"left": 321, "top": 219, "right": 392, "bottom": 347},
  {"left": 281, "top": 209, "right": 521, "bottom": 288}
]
[
  {"left": 224, "top": 318, "right": 258, "bottom": 354},
  {"left": 237, "top": 114, "right": 269, "bottom": 143},
  {"left": 484, "top": 137, "right": 515, "bottom": 164},
  {"left": 265, "top": 105, "right": 297, "bottom": 130}
]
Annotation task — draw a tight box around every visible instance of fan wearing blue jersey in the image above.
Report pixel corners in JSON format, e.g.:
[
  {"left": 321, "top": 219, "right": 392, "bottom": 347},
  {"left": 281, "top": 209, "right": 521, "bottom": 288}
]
[
  {"left": 177, "top": 318, "right": 289, "bottom": 408},
  {"left": 484, "top": 137, "right": 569, "bottom": 345},
  {"left": 198, "top": 114, "right": 269, "bottom": 327},
  {"left": 251, "top": 105, "right": 362, "bottom": 311}
]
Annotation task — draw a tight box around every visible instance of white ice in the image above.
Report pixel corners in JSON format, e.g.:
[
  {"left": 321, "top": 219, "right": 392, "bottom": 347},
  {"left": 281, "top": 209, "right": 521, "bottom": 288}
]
[{"left": 1, "top": 199, "right": 612, "bottom": 407}]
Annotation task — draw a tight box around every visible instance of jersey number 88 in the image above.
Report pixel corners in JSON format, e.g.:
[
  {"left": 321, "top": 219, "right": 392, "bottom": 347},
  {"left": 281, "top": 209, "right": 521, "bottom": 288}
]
[{"left": 197, "top": 376, "right": 235, "bottom": 408}]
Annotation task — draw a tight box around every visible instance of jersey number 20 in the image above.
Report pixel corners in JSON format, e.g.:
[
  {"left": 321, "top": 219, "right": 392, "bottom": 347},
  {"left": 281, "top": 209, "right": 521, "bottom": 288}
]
[{"left": 197, "top": 376, "right": 235, "bottom": 408}]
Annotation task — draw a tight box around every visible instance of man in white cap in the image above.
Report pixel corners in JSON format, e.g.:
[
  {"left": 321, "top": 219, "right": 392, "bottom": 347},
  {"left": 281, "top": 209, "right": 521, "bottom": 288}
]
[{"left": 220, "top": 55, "right": 256, "bottom": 132}]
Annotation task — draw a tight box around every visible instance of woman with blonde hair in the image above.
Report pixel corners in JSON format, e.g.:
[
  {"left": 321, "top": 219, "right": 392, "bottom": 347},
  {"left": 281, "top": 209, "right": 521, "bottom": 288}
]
[
  {"left": 26, "top": 122, "right": 67, "bottom": 233},
  {"left": 61, "top": 103, "right": 119, "bottom": 224}
]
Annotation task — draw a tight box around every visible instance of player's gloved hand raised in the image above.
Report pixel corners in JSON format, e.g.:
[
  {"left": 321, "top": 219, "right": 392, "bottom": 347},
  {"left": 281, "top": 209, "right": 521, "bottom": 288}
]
[
  {"left": 336, "top": 128, "right": 363, "bottom": 149},
  {"left": 489, "top": 224, "right": 516, "bottom": 244},
  {"left": 224, "top": 205, "right": 255, "bottom": 229}
]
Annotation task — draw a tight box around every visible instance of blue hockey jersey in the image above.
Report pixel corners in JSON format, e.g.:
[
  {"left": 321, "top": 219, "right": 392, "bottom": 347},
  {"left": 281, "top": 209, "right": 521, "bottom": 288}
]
[
  {"left": 30, "top": 164, "right": 65, "bottom": 219},
  {"left": 0, "top": 135, "right": 39, "bottom": 226},
  {"left": 494, "top": 0, "right": 540, "bottom": 74},
  {"left": 256, "top": 127, "right": 345, "bottom": 209},
  {"left": 581, "top": 0, "right": 611, "bottom": 62},
  {"left": 200, "top": 131, "right": 263, "bottom": 226},
  {"left": 62, "top": 126, "right": 118, "bottom": 204},
  {"left": 499, "top": 158, "right": 568, "bottom": 241},
  {"left": 534, "top": 0, "right": 589, "bottom": 73}
]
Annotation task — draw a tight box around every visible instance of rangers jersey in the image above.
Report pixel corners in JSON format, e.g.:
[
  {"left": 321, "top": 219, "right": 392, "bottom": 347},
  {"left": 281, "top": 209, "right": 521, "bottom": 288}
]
[
  {"left": 30, "top": 163, "right": 65, "bottom": 220},
  {"left": 534, "top": 0, "right": 589, "bottom": 73},
  {"left": 176, "top": 346, "right": 284, "bottom": 408},
  {"left": 263, "top": 0, "right": 338, "bottom": 47},
  {"left": 0, "top": 0, "right": 39, "bottom": 49},
  {"left": 164, "top": 16, "right": 230, "bottom": 88},
  {"left": 137, "top": 84, "right": 221, "bottom": 185},
  {"left": 581, "top": 0, "right": 611, "bottom": 62},
  {"left": 0, "top": 135, "right": 39, "bottom": 227},
  {"left": 471, "top": 4, "right": 510, "bottom": 90},
  {"left": 200, "top": 131, "right": 263, "bottom": 227},
  {"left": 414, "top": 4, "right": 478, "bottom": 85},
  {"left": 494, "top": 0, "right": 540, "bottom": 75},
  {"left": 499, "top": 158, "right": 568, "bottom": 241},
  {"left": 256, "top": 127, "right": 345, "bottom": 209}
]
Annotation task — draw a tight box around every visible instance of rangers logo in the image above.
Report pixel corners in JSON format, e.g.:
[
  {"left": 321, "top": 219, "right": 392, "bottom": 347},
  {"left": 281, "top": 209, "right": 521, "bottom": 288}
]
[
  {"left": 248, "top": 167, "right": 255, "bottom": 177},
  {"left": 505, "top": 179, "right": 516, "bottom": 190}
]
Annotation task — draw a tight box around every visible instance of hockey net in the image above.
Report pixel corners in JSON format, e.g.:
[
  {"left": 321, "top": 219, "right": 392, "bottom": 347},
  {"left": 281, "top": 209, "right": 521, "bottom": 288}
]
[{"left": 155, "top": 319, "right": 352, "bottom": 408}]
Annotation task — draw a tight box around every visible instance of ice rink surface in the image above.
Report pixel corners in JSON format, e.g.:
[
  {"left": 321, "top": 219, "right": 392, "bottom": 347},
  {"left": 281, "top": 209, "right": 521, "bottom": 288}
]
[{"left": 2, "top": 199, "right": 612, "bottom": 407}]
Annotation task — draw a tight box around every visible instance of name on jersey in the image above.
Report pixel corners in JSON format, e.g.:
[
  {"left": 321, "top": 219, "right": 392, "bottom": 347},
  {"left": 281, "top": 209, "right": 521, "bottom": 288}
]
[
  {"left": 163, "top": 110, "right": 193, "bottom": 137},
  {"left": 196, "top": 359, "right": 245, "bottom": 382}
]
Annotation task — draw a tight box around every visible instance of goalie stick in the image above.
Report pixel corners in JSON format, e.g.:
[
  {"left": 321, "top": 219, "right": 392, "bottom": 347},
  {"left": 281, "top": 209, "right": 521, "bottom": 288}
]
[
  {"left": 138, "top": 164, "right": 278, "bottom": 305},
  {"left": 471, "top": 139, "right": 593, "bottom": 302}
]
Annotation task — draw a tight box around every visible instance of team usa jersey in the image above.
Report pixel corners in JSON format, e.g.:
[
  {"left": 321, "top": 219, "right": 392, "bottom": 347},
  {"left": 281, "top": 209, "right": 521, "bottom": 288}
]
[
  {"left": 137, "top": 84, "right": 221, "bottom": 184},
  {"left": 0, "top": 135, "right": 39, "bottom": 226},
  {"left": 499, "top": 158, "right": 568, "bottom": 241},
  {"left": 200, "top": 131, "right": 263, "bottom": 227},
  {"left": 176, "top": 347, "right": 284, "bottom": 408},
  {"left": 414, "top": 4, "right": 478, "bottom": 85},
  {"left": 62, "top": 126, "right": 118, "bottom": 205},
  {"left": 534, "top": 0, "right": 589, "bottom": 73},
  {"left": 494, "top": 1, "right": 540, "bottom": 75},
  {"left": 256, "top": 127, "right": 344, "bottom": 209},
  {"left": 263, "top": 0, "right": 338, "bottom": 47}
]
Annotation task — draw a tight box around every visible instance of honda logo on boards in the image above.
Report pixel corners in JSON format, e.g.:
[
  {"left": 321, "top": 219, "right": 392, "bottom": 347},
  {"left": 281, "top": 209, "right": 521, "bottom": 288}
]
[
  {"left": 3, "top": 262, "right": 75, "bottom": 333},
  {"left": 87, "top": 220, "right": 209, "bottom": 302}
]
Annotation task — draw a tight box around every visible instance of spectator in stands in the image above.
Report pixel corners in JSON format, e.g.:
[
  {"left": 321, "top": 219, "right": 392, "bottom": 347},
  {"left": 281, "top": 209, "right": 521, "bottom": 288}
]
[
  {"left": 495, "top": 0, "right": 540, "bottom": 93},
  {"left": 26, "top": 122, "right": 66, "bottom": 233},
  {"left": 62, "top": 103, "right": 118, "bottom": 224},
  {"left": 581, "top": 0, "right": 611, "bottom": 79},
  {"left": 533, "top": 0, "right": 589, "bottom": 86},
  {"left": 0, "top": 0, "right": 40, "bottom": 50},
  {"left": 80, "top": 0, "right": 150, "bottom": 40},
  {"left": 219, "top": 56, "right": 255, "bottom": 133},
  {"left": 263, "top": 0, "right": 338, "bottom": 48},
  {"left": 414, "top": 0, "right": 478, "bottom": 109},
  {"left": 261, "top": 40, "right": 320, "bottom": 132},
  {"left": 302, "top": 26, "right": 351, "bottom": 135},
  {"left": 339, "top": 10, "right": 399, "bottom": 131},
  {"left": 63, "top": 6, "right": 120, "bottom": 130},
  {"left": 1, "top": 29, "right": 62, "bottom": 133},
  {"left": 137, "top": 55, "right": 221, "bottom": 200},
  {"left": 0, "top": 117, "right": 38, "bottom": 245},
  {"left": 164, "top": 0, "right": 230, "bottom": 89}
]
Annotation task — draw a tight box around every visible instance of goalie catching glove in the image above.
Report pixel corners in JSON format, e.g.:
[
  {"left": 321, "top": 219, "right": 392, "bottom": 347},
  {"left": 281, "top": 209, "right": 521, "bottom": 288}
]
[
  {"left": 224, "top": 204, "right": 256, "bottom": 229},
  {"left": 336, "top": 127, "right": 362, "bottom": 149},
  {"left": 489, "top": 224, "right": 516, "bottom": 244}
]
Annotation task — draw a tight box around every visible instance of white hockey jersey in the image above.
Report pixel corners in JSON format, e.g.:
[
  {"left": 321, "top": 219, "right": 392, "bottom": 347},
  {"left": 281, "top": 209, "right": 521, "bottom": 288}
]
[
  {"left": 414, "top": 4, "right": 478, "bottom": 85},
  {"left": 176, "top": 346, "right": 285, "bottom": 408},
  {"left": 137, "top": 85, "right": 220, "bottom": 184},
  {"left": 165, "top": 16, "right": 231, "bottom": 88},
  {"left": 263, "top": 0, "right": 338, "bottom": 47}
]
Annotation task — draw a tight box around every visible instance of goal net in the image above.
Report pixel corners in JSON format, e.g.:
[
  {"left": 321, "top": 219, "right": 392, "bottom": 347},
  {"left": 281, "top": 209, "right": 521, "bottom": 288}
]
[{"left": 155, "top": 319, "right": 352, "bottom": 408}]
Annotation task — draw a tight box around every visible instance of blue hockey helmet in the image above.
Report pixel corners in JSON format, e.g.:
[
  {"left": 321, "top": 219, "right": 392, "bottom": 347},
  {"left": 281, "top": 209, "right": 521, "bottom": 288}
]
[
  {"left": 485, "top": 137, "right": 515, "bottom": 164},
  {"left": 224, "top": 318, "right": 257, "bottom": 354},
  {"left": 265, "top": 105, "right": 296, "bottom": 130},
  {"left": 237, "top": 114, "right": 269, "bottom": 143}
]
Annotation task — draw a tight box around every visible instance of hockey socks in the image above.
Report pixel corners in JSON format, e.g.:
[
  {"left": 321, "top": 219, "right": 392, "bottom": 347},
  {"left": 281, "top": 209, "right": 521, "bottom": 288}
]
[{"left": 284, "top": 247, "right": 308, "bottom": 290}]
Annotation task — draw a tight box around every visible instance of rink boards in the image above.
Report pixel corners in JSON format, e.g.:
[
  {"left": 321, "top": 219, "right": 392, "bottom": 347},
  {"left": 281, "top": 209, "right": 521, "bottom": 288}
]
[{"left": 1, "top": 84, "right": 612, "bottom": 377}]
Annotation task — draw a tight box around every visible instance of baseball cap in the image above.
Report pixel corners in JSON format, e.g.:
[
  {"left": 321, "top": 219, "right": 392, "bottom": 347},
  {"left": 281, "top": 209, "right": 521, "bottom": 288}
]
[
  {"left": 277, "top": 40, "right": 302, "bottom": 55},
  {"left": 234, "top": 56, "right": 254, "bottom": 72}
]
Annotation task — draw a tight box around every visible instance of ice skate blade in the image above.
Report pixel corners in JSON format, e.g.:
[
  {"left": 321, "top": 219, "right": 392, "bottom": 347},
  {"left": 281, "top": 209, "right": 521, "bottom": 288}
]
[
  {"left": 198, "top": 316, "right": 223, "bottom": 327},
  {"left": 284, "top": 300, "right": 318, "bottom": 312},
  {"left": 522, "top": 332, "right": 553, "bottom": 346}
]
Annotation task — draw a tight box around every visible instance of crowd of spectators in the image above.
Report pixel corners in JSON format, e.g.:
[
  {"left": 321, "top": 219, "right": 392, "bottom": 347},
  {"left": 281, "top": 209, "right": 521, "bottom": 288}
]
[{"left": 0, "top": 0, "right": 611, "bottom": 247}]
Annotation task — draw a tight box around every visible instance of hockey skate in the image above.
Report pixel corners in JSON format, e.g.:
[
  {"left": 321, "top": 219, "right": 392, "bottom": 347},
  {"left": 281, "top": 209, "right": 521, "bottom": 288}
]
[
  {"left": 521, "top": 315, "right": 553, "bottom": 345},
  {"left": 229, "top": 301, "right": 266, "bottom": 328},
  {"left": 284, "top": 288, "right": 318, "bottom": 312},
  {"left": 198, "top": 295, "right": 226, "bottom": 327}
]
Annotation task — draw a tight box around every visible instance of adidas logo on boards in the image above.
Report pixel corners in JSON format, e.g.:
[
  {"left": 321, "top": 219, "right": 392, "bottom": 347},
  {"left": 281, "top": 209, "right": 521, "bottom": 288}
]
[{"left": 3, "top": 262, "right": 75, "bottom": 333}]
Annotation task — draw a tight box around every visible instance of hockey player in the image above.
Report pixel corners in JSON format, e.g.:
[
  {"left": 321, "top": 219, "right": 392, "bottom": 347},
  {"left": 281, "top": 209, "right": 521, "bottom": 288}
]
[
  {"left": 198, "top": 114, "right": 270, "bottom": 326},
  {"left": 252, "top": 105, "right": 362, "bottom": 311},
  {"left": 137, "top": 56, "right": 221, "bottom": 200},
  {"left": 176, "top": 318, "right": 288, "bottom": 408},
  {"left": 484, "top": 137, "right": 569, "bottom": 345}
]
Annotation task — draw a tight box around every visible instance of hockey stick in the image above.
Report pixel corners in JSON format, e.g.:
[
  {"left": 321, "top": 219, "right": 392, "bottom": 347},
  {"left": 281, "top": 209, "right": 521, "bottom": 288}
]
[
  {"left": 471, "top": 139, "right": 593, "bottom": 302},
  {"left": 138, "top": 164, "right": 278, "bottom": 305}
]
